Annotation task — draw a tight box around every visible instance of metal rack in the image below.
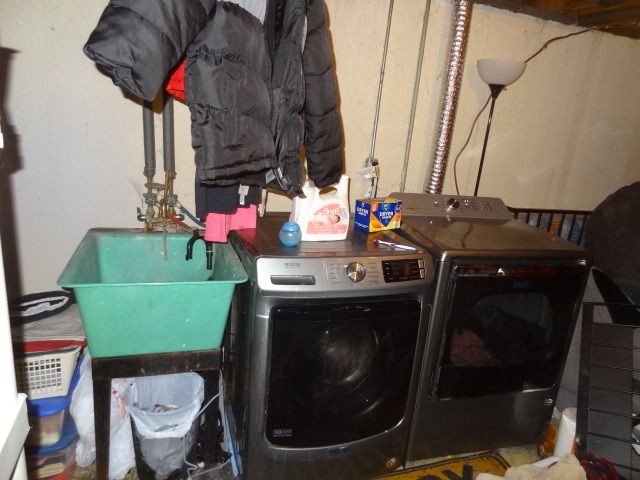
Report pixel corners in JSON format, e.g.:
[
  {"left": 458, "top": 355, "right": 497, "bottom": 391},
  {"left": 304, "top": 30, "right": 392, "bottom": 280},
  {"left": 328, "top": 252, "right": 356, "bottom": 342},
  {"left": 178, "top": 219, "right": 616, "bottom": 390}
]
[
  {"left": 508, "top": 207, "right": 591, "bottom": 246},
  {"left": 577, "top": 302, "right": 640, "bottom": 478}
]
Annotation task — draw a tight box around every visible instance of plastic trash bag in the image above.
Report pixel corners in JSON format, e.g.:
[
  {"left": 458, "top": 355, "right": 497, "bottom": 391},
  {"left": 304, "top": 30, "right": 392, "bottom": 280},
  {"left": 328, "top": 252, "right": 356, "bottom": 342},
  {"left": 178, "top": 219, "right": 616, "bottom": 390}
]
[
  {"left": 126, "top": 372, "right": 204, "bottom": 479},
  {"left": 69, "top": 353, "right": 136, "bottom": 480}
]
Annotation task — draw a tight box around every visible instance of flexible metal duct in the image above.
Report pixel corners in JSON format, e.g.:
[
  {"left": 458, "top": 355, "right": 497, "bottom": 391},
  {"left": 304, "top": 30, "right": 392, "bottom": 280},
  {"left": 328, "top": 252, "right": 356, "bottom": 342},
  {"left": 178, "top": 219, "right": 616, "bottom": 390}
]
[{"left": 424, "top": 0, "right": 473, "bottom": 194}]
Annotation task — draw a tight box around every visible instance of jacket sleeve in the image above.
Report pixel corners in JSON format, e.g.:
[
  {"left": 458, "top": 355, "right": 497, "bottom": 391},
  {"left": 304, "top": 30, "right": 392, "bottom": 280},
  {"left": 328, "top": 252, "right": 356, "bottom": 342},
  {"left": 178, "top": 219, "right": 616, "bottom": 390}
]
[
  {"left": 84, "top": 0, "right": 217, "bottom": 101},
  {"left": 302, "top": 0, "right": 344, "bottom": 188}
]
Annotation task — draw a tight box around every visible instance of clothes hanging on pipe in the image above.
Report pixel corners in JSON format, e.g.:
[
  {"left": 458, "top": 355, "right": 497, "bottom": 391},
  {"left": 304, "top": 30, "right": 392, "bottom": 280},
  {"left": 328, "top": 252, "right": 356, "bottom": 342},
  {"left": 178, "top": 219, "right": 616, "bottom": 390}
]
[
  {"left": 84, "top": 0, "right": 343, "bottom": 198},
  {"left": 181, "top": 1, "right": 263, "bottom": 220},
  {"left": 165, "top": 61, "right": 186, "bottom": 102},
  {"left": 194, "top": 182, "right": 260, "bottom": 217},
  {"left": 168, "top": 2, "right": 264, "bottom": 230},
  {"left": 228, "top": 0, "right": 268, "bottom": 22},
  {"left": 165, "top": 0, "right": 271, "bottom": 101},
  {"left": 84, "top": 0, "right": 218, "bottom": 102}
]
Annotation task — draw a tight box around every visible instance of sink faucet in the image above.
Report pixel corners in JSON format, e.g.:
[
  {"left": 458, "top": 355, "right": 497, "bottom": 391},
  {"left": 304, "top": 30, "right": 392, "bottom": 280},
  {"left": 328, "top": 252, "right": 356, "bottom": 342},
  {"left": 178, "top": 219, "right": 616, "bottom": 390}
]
[{"left": 185, "top": 229, "right": 214, "bottom": 270}]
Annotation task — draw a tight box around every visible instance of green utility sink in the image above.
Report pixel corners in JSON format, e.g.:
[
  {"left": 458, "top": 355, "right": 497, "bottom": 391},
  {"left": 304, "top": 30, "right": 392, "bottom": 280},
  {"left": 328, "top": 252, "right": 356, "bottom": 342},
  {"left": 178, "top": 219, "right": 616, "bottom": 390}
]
[{"left": 58, "top": 229, "right": 248, "bottom": 358}]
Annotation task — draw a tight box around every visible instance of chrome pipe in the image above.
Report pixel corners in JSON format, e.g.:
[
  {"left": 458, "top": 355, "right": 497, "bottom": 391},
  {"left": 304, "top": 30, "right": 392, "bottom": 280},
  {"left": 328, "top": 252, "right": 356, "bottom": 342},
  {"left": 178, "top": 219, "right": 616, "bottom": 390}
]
[
  {"left": 399, "top": 0, "right": 432, "bottom": 192},
  {"left": 367, "top": 0, "right": 395, "bottom": 165}
]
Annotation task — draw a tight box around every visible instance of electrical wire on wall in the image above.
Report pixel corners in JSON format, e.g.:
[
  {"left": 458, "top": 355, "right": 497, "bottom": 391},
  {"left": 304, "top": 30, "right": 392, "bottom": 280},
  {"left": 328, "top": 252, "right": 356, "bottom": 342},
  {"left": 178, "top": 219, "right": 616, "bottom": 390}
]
[{"left": 452, "top": 27, "right": 597, "bottom": 196}]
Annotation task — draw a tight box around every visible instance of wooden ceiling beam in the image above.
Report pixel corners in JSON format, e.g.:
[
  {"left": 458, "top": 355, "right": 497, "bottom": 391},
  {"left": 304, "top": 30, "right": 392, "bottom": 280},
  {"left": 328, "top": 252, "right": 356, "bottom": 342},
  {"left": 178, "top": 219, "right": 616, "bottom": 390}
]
[
  {"left": 472, "top": 0, "right": 640, "bottom": 38},
  {"left": 577, "top": 4, "right": 640, "bottom": 24}
]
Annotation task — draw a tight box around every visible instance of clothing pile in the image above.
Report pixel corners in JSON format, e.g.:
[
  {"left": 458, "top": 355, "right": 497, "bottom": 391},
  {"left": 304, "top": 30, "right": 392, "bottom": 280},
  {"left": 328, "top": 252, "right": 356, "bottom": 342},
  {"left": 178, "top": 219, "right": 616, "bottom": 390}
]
[
  {"left": 477, "top": 454, "right": 586, "bottom": 480},
  {"left": 477, "top": 454, "right": 624, "bottom": 480},
  {"left": 84, "top": 0, "right": 344, "bottom": 230}
]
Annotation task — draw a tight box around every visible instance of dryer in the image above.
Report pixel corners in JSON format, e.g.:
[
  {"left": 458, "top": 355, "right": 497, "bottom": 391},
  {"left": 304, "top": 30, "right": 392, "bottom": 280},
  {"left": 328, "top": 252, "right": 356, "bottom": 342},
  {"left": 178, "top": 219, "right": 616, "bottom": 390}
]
[
  {"left": 222, "top": 213, "right": 433, "bottom": 479},
  {"left": 391, "top": 192, "right": 590, "bottom": 461}
]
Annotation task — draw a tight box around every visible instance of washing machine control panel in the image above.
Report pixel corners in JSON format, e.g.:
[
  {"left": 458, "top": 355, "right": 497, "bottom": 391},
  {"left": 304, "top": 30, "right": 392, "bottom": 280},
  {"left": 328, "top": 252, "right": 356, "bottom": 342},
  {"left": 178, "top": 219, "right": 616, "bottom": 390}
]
[
  {"left": 346, "top": 262, "right": 366, "bottom": 282},
  {"left": 381, "top": 258, "right": 426, "bottom": 282},
  {"left": 327, "top": 259, "right": 381, "bottom": 286},
  {"left": 329, "top": 257, "right": 428, "bottom": 287},
  {"left": 257, "top": 255, "right": 433, "bottom": 293}
]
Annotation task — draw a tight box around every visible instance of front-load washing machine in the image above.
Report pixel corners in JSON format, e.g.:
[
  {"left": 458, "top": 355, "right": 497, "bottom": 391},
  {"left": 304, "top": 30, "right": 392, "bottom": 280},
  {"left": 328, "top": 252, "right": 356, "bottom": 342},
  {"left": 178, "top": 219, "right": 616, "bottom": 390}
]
[{"left": 222, "top": 213, "right": 433, "bottom": 480}]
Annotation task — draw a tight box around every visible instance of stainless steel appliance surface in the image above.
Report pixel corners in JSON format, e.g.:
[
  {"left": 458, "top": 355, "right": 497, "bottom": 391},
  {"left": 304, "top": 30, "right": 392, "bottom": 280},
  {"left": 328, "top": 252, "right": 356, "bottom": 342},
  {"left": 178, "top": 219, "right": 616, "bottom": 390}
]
[
  {"left": 390, "top": 192, "right": 591, "bottom": 461},
  {"left": 223, "top": 213, "right": 434, "bottom": 480}
]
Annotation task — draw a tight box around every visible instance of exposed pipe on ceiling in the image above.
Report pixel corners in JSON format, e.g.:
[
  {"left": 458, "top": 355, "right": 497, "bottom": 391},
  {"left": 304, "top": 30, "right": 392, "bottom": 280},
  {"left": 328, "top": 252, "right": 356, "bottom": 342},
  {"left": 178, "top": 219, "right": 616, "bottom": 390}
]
[{"left": 424, "top": 0, "right": 473, "bottom": 194}]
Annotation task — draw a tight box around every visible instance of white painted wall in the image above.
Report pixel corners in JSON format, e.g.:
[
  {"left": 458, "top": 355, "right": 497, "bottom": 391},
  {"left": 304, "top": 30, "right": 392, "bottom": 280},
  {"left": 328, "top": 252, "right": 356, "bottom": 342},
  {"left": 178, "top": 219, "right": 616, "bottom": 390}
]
[
  {"left": 0, "top": 238, "right": 28, "bottom": 480},
  {"left": 0, "top": 0, "right": 639, "bottom": 294}
]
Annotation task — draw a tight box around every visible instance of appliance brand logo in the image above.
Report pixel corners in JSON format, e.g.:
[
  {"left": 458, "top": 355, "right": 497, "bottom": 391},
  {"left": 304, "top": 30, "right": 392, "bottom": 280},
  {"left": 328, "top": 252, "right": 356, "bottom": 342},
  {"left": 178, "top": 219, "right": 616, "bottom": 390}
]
[
  {"left": 283, "top": 261, "right": 301, "bottom": 268},
  {"left": 272, "top": 428, "right": 293, "bottom": 438}
]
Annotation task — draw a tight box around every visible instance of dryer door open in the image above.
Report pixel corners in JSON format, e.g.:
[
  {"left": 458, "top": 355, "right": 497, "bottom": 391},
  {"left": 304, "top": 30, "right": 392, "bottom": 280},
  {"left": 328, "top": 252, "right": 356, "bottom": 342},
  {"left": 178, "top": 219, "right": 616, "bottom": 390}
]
[{"left": 266, "top": 298, "right": 421, "bottom": 448}]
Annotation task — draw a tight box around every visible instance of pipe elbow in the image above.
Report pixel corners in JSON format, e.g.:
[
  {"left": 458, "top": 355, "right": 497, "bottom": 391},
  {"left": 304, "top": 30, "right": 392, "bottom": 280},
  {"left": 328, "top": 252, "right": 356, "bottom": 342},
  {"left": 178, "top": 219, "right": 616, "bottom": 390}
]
[
  {"left": 205, "top": 241, "right": 214, "bottom": 270},
  {"left": 185, "top": 229, "right": 203, "bottom": 261}
]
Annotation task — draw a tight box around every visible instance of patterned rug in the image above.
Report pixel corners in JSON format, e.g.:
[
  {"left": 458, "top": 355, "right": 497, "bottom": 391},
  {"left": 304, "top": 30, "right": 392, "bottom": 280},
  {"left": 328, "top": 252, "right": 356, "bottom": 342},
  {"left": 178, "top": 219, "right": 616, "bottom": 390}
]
[
  {"left": 379, "top": 451, "right": 510, "bottom": 479},
  {"left": 72, "top": 451, "right": 510, "bottom": 479}
]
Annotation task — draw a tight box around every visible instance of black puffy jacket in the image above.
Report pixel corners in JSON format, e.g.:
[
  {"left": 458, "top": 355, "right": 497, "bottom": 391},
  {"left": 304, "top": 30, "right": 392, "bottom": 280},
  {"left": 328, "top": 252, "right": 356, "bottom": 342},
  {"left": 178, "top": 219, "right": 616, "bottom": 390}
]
[{"left": 84, "top": 0, "right": 343, "bottom": 197}]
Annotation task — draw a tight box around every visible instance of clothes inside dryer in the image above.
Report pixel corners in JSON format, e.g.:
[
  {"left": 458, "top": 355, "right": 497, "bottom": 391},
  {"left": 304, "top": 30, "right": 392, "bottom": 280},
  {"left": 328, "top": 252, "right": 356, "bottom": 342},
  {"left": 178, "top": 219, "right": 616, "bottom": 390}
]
[{"left": 435, "top": 263, "right": 585, "bottom": 398}]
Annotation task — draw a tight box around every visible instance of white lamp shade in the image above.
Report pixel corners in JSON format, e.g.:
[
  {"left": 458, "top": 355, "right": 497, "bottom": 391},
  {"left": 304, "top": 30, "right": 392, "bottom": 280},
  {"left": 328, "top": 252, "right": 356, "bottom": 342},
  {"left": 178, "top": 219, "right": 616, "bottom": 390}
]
[{"left": 477, "top": 58, "right": 526, "bottom": 86}]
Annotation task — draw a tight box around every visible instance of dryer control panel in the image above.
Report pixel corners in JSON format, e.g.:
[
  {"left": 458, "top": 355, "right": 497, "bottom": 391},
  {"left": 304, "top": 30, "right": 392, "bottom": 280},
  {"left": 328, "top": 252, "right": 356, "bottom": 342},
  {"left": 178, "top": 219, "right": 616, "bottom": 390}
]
[{"left": 389, "top": 192, "right": 512, "bottom": 220}]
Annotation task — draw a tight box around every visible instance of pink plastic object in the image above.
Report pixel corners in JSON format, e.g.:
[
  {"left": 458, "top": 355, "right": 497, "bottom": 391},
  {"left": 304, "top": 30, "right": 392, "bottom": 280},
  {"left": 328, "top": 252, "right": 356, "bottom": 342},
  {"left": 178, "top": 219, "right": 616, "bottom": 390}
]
[
  {"left": 228, "top": 204, "right": 257, "bottom": 230},
  {"left": 204, "top": 205, "right": 257, "bottom": 243},
  {"left": 203, "top": 213, "right": 228, "bottom": 243}
]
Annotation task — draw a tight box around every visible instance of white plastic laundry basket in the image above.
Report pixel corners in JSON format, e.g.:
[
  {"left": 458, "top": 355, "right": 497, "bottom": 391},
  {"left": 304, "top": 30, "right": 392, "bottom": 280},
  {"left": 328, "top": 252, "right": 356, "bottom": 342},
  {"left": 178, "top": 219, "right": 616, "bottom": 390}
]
[{"left": 15, "top": 346, "right": 81, "bottom": 400}]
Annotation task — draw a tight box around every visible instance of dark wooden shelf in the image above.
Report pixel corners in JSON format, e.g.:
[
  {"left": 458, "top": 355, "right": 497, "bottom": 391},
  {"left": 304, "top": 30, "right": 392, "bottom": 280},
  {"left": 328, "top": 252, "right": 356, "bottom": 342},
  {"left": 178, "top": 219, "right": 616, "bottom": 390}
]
[{"left": 473, "top": 0, "right": 640, "bottom": 39}]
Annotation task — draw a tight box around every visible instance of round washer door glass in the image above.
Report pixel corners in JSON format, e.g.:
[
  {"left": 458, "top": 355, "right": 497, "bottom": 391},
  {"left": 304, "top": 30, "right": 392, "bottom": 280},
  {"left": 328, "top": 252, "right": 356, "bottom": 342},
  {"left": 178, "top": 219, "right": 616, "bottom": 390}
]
[
  {"left": 266, "top": 299, "right": 421, "bottom": 448},
  {"left": 301, "top": 321, "right": 378, "bottom": 402}
]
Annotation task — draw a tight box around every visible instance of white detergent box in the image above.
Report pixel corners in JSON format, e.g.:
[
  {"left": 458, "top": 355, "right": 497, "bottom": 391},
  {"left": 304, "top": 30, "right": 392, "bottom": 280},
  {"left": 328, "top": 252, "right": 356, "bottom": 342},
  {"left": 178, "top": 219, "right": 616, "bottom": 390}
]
[{"left": 354, "top": 198, "right": 403, "bottom": 232}]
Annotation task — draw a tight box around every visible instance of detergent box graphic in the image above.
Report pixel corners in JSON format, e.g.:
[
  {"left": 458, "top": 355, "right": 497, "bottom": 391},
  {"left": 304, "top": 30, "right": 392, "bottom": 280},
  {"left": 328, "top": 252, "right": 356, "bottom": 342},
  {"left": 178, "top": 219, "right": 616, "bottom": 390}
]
[{"left": 354, "top": 198, "right": 403, "bottom": 232}]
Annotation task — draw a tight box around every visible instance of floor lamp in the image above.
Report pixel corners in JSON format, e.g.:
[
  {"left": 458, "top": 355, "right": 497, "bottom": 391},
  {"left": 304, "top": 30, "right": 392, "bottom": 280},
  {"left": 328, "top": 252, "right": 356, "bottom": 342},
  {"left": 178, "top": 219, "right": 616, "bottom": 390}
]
[{"left": 474, "top": 58, "right": 526, "bottom": 196}]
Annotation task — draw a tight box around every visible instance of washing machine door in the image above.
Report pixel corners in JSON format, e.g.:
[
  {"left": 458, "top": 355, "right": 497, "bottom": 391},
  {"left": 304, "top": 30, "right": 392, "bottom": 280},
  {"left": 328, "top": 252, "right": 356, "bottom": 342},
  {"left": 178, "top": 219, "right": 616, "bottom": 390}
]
[{"left": 266, "top": 298, "right": 421, "bottom": 448}]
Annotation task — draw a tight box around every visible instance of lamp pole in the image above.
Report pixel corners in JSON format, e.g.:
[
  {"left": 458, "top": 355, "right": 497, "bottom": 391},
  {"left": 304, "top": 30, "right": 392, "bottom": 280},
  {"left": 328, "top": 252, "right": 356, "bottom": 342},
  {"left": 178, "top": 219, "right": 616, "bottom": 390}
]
[{"left": 474, "top": 83, "right": 504, "bottom": 197}]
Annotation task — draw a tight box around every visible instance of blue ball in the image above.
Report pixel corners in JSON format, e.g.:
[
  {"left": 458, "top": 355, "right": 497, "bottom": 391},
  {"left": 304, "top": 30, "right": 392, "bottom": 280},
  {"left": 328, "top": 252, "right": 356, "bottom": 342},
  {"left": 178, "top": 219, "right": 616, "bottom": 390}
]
[{"left": 279, "top": 222, "right": 302, "bottom": 247}]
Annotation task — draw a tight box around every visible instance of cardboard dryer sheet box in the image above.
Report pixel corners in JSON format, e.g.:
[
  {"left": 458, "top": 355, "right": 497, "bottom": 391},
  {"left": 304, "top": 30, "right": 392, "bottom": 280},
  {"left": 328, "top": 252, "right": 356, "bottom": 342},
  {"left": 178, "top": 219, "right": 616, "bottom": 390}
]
[{"left": 354, "top": 198, "right": 403, "bottom": 232}]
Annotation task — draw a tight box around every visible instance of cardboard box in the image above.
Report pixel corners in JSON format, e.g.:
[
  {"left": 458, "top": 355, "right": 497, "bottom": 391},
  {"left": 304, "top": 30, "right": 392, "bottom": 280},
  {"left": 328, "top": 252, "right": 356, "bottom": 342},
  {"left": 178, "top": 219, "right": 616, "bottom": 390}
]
[{"left": 354, "top": 198, "right": 403, "bottom": 232}]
